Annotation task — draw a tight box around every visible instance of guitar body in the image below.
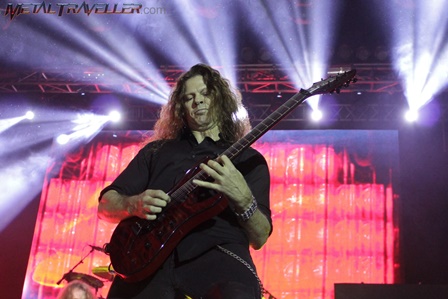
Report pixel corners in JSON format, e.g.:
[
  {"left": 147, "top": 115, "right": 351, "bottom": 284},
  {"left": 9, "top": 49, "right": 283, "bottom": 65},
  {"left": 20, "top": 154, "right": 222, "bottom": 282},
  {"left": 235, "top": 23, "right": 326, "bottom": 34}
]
[{"left": 106, "top": 187, "right": 228, "bottom": 282}]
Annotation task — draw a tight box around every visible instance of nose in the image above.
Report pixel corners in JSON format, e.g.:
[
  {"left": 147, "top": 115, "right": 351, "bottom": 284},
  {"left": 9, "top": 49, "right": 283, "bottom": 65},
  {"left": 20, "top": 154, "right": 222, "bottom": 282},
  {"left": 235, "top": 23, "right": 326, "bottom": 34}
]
[{"left": 194, "top": 95, "right": 204, "bottom": 105}]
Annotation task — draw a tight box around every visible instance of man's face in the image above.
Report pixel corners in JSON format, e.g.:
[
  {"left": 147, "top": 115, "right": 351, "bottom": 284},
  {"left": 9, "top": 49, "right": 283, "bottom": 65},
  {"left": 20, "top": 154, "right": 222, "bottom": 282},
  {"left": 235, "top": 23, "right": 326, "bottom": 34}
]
[{"left": 183, "top": 75, "right": 215, "bottom": 131}]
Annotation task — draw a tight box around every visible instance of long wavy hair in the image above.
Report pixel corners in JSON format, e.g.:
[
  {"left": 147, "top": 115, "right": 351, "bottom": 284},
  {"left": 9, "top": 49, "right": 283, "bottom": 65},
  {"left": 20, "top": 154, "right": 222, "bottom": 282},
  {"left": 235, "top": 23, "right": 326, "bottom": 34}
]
[{"left": 150, "top": 64, "right": 251, "bottom": 143}]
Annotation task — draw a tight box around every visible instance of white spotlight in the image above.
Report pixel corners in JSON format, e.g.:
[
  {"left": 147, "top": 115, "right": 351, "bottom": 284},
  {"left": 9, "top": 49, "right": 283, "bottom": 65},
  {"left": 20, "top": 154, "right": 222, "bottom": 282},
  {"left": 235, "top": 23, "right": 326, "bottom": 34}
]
[
  {"left": 56, "top": 134, "right": 70, "bottom": 145},
  {"left": 25, "top": 111, "right": 35, "bottom": 120},
  {"left": 404, "top": 109, "right": 419, "bottom": 122},
  {"left": 233, "top": 106, "right": 249, "bottom": 122},
  {"left": 311, "top": 109, "right": 323, "bottom": 122},
  {"left": 108, "top": 110, "right": 122, "bottom": 123}
]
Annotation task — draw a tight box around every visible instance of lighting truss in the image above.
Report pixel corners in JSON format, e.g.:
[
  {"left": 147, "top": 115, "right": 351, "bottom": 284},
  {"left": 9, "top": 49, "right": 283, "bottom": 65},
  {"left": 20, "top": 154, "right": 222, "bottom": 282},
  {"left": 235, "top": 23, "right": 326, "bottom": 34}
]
[
  {"left": 1, "top": 64, "right": 446, "bottom": 128},
  {"left": 0, "top": 63, "right": 406, "bottom": 95},
  {"left": 124, "top": 102, "right": 448, "bottom": 130}
]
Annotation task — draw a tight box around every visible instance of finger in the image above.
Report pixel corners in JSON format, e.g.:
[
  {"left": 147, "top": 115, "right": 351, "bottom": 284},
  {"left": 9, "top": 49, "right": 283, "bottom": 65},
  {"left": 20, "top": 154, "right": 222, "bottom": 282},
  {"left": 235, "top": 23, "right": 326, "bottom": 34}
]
[
  {"left": 146, "top": 205, "right": 163, "bottom": 214},
  {"left": 142, "top": 191, "right": 170, "bottom": 204},
  {"left": 218, "top": 155, "right": 229, "bottom": 163},
  {"left": 144, "top": 189, "right": 170, "bottom": 202},
  {"left": 200, "top": 162, "right": 220, "bottom": 178},
  {"left": 145, "top": 214, "right": 157, "bottom": 220},
  {"left": 206, "top": 160, "right": 225, "bottom": 174},
  {"left": 142, "top": 197, "right": 167, "bottom": 209},
  {"left": 192, "top": 179, "right": 221, "bottom": 192},
  {"left": 218, "top": 155, "right": 235, "bottom": 169}
]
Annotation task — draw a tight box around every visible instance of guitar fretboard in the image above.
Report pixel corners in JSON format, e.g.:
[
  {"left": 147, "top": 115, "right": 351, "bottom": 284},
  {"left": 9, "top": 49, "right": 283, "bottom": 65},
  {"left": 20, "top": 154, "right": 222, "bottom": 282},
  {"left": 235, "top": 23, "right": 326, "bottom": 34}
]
[{"left": 168, "top": 69, "right": 357, "bottom": 203}]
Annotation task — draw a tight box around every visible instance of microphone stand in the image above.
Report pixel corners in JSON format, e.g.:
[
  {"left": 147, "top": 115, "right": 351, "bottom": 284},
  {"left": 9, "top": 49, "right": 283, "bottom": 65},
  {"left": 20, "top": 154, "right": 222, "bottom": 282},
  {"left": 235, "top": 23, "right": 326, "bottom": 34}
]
[{"left": 56, "top": 246, "right": 95, "bottom": 285}]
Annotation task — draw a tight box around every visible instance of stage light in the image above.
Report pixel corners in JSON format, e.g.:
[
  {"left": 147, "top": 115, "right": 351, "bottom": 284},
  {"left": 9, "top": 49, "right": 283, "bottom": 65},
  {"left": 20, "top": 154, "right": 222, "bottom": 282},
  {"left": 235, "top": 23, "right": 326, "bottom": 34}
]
[
  {"left": 56, "top": 134, "right": 70, "bottom": 145},
  {"left": 240, "top": 0, "right": 338, "bottom": 112},
  {"left": 241, "top": 47, "right": 256, "bottom": 63},
  {"left": 311, "top": 109, "right": 323, "bottom": 121},
  {"left": 233, "top": 106, "right": 249, "bottom": 123},
  {"left": 337, "top": 44, "right": 354, "bottom": 61},
  {"left": 404, "top": 109, "right": 419, "bottom": 122},
  {"left": 166, "top": 1, "right": 238, "bottom": 84},
  {"left": 374, "top": 45, "right": 390, "bottom": 61},
  {"left": 0, "top": 107, "right": 109, "bottom": 235},
  {"left": 71, "top": 112, "right": 111, "bottom": 140},
  {"left": 108, "top": 110, "right": 121, "bottom": 123},
  {"left": 51, "top": 112, "right": 113, "bottom": 147},
  {"left": 355, "top": 46, "right": 371, "bottom": 61},
  {"left": 0, "top": 152, "right": 52, "bottom": 231},
  {"left": 3, "top": 9, "right": 171, "bottom": 105},
  {"left": 0, "top": 116, "right": 24, "bottom": 134},
  {"left": 0, "top": 110, "right": 36, "bottom": 134},
  {"left": 385, "top": 0, "right": 448, "bottom": 112},
  {"left": 258, "top": 47, "right": 273, "bottom": 63},
  {"left": 25, "top": 111, "right": 35, "bottom": 120}
]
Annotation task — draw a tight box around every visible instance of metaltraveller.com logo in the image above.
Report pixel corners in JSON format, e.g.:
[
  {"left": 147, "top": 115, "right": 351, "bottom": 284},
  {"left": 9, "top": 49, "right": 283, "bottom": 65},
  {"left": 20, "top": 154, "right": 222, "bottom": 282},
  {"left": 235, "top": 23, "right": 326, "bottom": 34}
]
[{"left": 4, "top": 2, "right": 167, "bottom": 20}]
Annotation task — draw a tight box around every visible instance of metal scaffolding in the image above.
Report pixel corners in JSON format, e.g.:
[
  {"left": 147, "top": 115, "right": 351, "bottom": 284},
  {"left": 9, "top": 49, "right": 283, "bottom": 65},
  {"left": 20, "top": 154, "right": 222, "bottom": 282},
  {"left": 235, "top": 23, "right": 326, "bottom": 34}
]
[
  {"left": 0, "top": 63, "right": 401, "bottom": 94},
  {"left": 1, "top": 64, "right": 446, "bottom": 128}
]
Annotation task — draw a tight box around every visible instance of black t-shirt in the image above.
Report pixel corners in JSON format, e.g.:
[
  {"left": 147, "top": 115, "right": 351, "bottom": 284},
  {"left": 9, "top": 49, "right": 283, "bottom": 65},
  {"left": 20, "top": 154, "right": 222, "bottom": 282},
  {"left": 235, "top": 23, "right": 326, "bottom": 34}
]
[{"left": 100, "top": 131, "right": 272, "bottom": 263}]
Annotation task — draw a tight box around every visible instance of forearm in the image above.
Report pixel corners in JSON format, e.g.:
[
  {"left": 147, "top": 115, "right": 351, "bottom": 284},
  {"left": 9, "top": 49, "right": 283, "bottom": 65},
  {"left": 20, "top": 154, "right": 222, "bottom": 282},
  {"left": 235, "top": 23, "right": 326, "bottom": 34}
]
[
  {"left": 98, "top": 190, "right": 134, "bottom": 223},
  {"left": 232, "top": 193, "right": 271, "bottom": 249},
  {"left": 238, "top": 209, "right": 271, "bottom": 249}
]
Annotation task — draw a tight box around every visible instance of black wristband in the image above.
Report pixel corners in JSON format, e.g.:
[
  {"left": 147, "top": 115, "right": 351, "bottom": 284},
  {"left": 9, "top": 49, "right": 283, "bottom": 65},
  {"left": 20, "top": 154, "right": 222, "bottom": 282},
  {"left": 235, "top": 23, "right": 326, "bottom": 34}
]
[{"left": 234, "top": 196, "right": 258, "bottom": 222}]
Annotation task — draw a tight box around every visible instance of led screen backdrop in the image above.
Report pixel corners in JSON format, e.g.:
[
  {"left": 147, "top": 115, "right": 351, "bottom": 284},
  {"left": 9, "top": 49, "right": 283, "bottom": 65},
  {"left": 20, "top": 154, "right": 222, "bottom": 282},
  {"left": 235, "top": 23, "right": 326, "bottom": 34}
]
[{"left": 22, "top": 130, "right": 400, "bottom": 299}]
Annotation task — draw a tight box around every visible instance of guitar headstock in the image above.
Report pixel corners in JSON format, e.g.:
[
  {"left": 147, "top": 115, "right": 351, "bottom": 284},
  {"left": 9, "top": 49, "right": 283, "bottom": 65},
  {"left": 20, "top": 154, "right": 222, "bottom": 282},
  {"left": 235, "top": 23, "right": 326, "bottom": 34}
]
[{"left": 308, "top": 69, "right": 357, "bottom": 95}]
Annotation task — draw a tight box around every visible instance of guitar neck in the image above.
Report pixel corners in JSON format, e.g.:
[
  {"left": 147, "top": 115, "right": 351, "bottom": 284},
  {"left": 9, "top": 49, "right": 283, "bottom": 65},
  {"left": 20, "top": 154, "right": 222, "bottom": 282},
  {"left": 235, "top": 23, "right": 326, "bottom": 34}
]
[
  {"left": 169, "top": 89, "right": 309, "bottom": 201},
  {"left": 170, "top": 69, "right": 356, "bottom": 200},
  {"left": 222, "top": 88, "right": 311, "bottom": 160}
]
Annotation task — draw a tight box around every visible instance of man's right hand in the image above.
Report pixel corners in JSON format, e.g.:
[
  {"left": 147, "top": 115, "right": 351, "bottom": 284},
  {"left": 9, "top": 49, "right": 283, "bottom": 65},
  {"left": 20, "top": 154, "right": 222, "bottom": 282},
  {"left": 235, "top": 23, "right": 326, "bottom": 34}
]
[
  {"left": 128, "top": 189, "right": 171, "bottom": 220},
  {"left": 98, "top": 189, "right": 170, "bottom": 223}
]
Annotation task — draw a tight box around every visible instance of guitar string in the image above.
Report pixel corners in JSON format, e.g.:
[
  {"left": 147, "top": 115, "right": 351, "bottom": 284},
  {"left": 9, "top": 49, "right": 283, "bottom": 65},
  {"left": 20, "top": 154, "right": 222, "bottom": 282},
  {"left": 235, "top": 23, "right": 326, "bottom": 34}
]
[
  {"left": 153, "top": 76, "right": 345, "bottom": 229},
  {"left": 163, "top": 94, "right": 302, "bottom": 214},
  {"left": 151, "top": 88, "right": 309, "bottom": 223}
]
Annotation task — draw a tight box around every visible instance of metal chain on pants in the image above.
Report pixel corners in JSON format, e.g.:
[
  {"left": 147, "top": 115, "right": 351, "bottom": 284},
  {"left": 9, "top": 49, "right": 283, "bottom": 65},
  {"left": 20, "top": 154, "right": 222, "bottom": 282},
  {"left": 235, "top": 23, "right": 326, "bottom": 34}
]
[{"left": 216, "top": 245, "right": 277, "bottom": 299}]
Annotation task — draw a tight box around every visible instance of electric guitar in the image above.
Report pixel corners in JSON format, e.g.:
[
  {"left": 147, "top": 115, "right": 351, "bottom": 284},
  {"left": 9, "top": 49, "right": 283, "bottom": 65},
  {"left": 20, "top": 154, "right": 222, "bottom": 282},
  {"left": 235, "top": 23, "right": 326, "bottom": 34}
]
[{"left": 104, "top": 69, "right": 357, "bottom": 282}]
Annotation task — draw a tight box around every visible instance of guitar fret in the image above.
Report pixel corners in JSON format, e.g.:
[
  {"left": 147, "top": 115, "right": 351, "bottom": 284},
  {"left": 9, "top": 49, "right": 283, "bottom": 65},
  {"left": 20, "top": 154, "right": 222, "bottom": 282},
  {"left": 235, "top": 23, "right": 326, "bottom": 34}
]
[{"left": 221, "top": 97, "right": 305, "bottom": 160}]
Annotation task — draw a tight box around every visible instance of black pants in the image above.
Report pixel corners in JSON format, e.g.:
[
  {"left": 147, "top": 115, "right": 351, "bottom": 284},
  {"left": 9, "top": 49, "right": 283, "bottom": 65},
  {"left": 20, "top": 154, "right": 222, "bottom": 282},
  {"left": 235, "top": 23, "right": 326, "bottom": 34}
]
[{"left": 106, "top": 247, "right": 261, "bottom": 299}]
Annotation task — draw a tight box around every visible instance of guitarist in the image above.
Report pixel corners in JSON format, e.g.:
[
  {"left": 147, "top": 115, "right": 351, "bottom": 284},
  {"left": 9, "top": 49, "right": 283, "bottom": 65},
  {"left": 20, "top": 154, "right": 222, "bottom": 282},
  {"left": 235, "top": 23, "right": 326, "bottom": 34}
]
[{"left": 98, "top": 64, "right": 273, "bottom": 299}]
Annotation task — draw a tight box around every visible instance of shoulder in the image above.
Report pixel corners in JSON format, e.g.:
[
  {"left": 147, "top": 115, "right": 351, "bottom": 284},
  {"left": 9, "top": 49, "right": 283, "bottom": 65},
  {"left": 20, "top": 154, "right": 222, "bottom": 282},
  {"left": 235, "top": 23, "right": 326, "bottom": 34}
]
[
  {"left": 234, "top": 146, "right": 269, "bottom": 175},
  {"left": 243, "top": 146, "right": 267, "bottom": 162}
]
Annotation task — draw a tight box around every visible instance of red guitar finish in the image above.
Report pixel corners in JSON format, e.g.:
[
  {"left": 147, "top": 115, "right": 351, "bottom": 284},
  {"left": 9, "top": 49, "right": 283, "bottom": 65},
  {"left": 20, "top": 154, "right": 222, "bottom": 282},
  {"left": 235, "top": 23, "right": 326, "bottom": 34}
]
[
  {"left": 105, "top": 69, "right": 357, "bottom": 282},
  {"left": 105, "top": 162, "right": 228, "bottom": 283}
]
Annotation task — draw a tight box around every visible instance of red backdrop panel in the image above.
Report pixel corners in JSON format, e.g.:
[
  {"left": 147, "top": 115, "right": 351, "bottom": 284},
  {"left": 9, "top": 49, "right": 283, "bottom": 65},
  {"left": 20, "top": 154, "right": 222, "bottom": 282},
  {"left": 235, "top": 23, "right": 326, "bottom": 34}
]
[{"left": 22, "top": 130, "right": 399, "bottom": 299}]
